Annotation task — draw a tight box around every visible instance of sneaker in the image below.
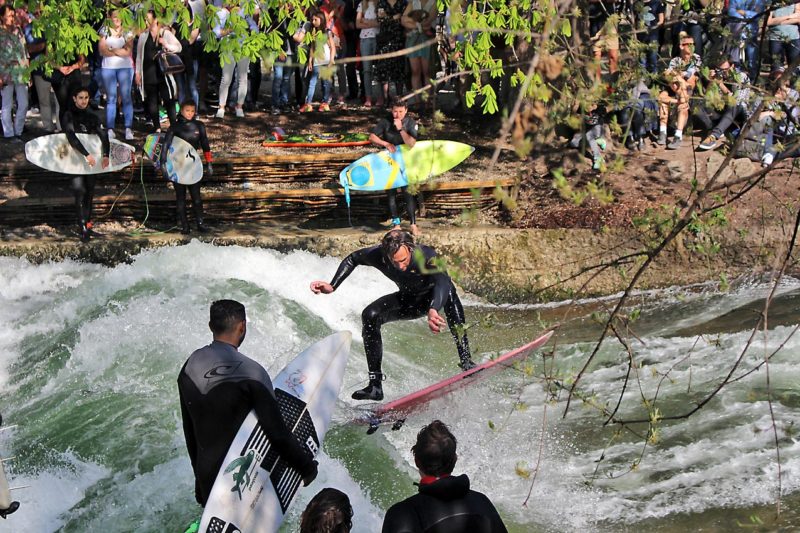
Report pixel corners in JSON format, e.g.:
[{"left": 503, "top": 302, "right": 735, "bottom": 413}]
[
  {"left": 657, "top": 131, "right": 667, "bottom": 146},
  {"left": 698, "top": 135, "right": 720, "bottom": 151},
  {"left": 593, "top": 155, "right": 604, "bottom": 170},
  {"left": 125, "top": 128, "right": 134, "bottom": 141},
  {"left": 271, "top": 107, "right": 281, "bottom": 116},
  {"left": 364, "top": 100, "right": 372, "bottom": 109},
  {"left": 596, "top": 138, "right": 607, "bottom": 151},
  {"left": 667, "top": 136, "right": 682, "bottom": 150},
  {"left": 762, "top": 153, "right": 774, "bottom": 167},
  {"left": 215, "top": 108, "right": 225, "bottom": 119},
  {"left": 107, "top": 129, "right": 116, "bottom": 140},
  {"left": 235, "top": 107, "right": 245, "bottom": 118},
  {"left": 351, "top": 383, "right": 383, "bottom": 401},
  {"left": 319, "top": 102, "right": 331, "bottom": 112},
  {"left": 299, "top": 103, "right": 313, "bottom": 113}
]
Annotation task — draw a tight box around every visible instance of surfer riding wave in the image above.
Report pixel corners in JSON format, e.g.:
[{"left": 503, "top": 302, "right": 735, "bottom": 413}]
[{"left": 310, "top": 229, "right": 475, "bottom": 401}]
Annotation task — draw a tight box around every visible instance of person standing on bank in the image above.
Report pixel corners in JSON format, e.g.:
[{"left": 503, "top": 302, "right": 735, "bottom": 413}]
[
  {"left": 382, "top": 420, "right": 508, "bottom": 533},
  {"left": 309, "top": 230, "right": 475, "bottom": 401},
  {"left": 369, "top": 100, "right": 421, "bottom": 236},
  {"left": 62, "top": 86, "right": 110, "bottom": 243},
  {"left": 135, "top": 9, "right": 181, "bottom": 132},
  {"left": 0, "top": 4, "right": 29, "bottom": 142},
  {"left": 161, "top": 100, "right": 212, "bottom": 234},
  {"left": 178, "top": 299, "right": 318, "bottom": 507}
]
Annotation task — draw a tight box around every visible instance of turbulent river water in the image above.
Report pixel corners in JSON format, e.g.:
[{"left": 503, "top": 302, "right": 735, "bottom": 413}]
[{"left": 1, "top": 241, "right": 799, "bottom": 532}]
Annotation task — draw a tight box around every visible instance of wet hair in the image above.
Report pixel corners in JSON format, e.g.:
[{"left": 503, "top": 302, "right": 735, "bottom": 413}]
[
  {"left": 209, "top": 299, "right": 246, "bottom": 335},
  {"left": 412, "top": 420, "right": 458, "bottom": 477},
  {"left": 381, "top": 229, "right": 415, "bottom": 261},
  {"left": 299, "top": 488, "right": 353, "bottom": 533}
]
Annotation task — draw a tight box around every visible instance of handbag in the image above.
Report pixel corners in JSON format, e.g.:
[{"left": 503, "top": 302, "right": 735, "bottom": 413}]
[{"left": 156, "top": 50, "right": 185, "bottom": 75}]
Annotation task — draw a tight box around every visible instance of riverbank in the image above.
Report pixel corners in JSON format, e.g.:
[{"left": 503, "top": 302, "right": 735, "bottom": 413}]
[
  {"left": 2, "top": 105, "right": 797, "bottom": 301},
  {"left": 0, "top": 216, "right": 791, "bottom": 302}
]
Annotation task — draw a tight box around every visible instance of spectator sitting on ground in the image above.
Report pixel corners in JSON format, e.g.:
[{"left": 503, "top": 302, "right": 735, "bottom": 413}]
[
  {"left": 657, "top": 31, "right": 702, "bottom": 150},
  {"left": 300, "top": 487, "right": 353, "bottom": 533},
  {"left": 382, "top": 420, "right": 508, "bottom": 533},
  {"left": 569, "top": 99, "right": 607, "bottom": 170},
  {"left": 758, "top": 70, "right": 800, "bottom": 167},
  {"left": 697, "top": 56, "right": 751, "bottom": 151},
  {"left": 616, "top": 78, "right": 658, "bottom": 151}
]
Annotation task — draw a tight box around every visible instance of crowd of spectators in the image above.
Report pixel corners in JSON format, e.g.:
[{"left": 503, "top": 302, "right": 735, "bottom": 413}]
[
  {"left": 0, "top": 0, "right": 450, "bottom": 144},
  {"left": 572, "top": 0, "right": 800, "bottom": 170}
]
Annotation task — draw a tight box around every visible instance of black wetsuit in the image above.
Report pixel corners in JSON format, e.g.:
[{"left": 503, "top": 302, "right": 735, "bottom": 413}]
[
  {"left": 177, "top": 340, "right": 317, "bottom": 506},
  {"left": 329, "top": 244, "right": 471, "bottom": 373},
  {"left": 162, "top": 115, "right": 211, "bottom": 230},
  {"left": 372, "top": 116, "right": 419, "bottom": 224},
  {"left": 382, "top": 474, "right": 508, "bottom": 533},
  {"left": 61, "top": 105, "right": 110, "bottom": 231}
]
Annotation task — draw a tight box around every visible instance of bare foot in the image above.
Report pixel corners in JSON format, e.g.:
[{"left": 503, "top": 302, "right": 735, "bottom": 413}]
[{"left": 410, "top": 224, "right": 421, "bottom": 236}]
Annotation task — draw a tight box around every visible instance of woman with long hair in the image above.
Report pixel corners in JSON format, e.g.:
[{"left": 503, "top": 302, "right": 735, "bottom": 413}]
[
  {"left": 135, "top": 9, "right": 181, "bottom": 132},
  {"left": 373, "top": 0, "right": 407, "bottom": 106},
  {"left": 401, "top": 0, "right": 436, "bottom": 107},
  {"left": 99, "top": 9, "right": 135, "bottom": 140},
  {"left": 356, "top": 0, "right": 380, "bottom": 107}
]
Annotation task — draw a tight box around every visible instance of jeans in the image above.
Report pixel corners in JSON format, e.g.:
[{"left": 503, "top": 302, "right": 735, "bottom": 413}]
[
  {"left": 570, "top": 124, "right": 604, "bottom": 158},
  {"left": 32, "top": 74, "right": 57, "bottom": 131},
  {"left": 769, "top": 38, "right": 800, "bottom": 72},
  {"left": 711, "top": 105, "right": 748, "bottom": 139},
  {"left": 219, "top": 55, "right": 250, "bottom": 107},
  {"left": 305, "top": 65, "right": 332, "bottom": 104},
  {"left": 100, "top": 67, "right": 134, "bottom": 130},
  {"left": 729, "top": 22, "right": 759, "bottom": 82},
  {"left": 1, "top": 83, "right": 28, "bottom": 137},
  {"left": 176, "top": 60, "right": 199, "bottom": 107},
  {"left": 272, "top": 57, "right": 292, "bottom": 108},
  {"left": 361, "top": 37, "right": 376, "bottom": 100}
]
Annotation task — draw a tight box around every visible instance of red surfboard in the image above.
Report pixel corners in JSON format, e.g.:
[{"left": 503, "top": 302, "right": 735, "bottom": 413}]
[{"left": 355, "top": 329, "right": 555, "bottom": 434}]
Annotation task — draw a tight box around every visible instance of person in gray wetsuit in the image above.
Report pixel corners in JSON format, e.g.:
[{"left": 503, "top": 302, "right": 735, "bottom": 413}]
[{"left": 177, "top": 299, "right": 318, "bottom": 506}]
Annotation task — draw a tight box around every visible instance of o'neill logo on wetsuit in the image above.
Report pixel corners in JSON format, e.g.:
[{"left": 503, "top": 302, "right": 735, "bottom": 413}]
[{"left": 204, "top": 361, "right": 243, "bottom": 380}]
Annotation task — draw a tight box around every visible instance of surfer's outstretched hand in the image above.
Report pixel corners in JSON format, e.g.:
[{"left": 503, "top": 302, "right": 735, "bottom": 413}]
[
  {"left": 310, "top": 281, "right": 335, "bottom": 294},
  {"left": 427, "top": 308, "right": 446, "bottom": 333}
]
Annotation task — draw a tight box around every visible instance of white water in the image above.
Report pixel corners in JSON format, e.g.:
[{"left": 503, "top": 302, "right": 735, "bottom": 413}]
[{"left": 0, "top": 241, "right": 798, "bottom": 532}]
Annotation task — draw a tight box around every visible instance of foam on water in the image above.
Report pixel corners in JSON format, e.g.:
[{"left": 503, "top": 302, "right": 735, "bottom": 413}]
[{"left": 1, "top": 242, "right": 798, "bottom": 532}]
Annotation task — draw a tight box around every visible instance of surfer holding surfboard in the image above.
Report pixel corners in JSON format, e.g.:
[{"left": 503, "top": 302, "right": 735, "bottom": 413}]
[
  {"left": 62, "top": 86, "right": 110, "bottom": 242},
  {"left": 161, "top": 100, "right": 212, "bottom": 234},
  {"left": 369, "top": 100, "right": 422, "bottom": 236},
  {"left": 310, "top": 229, "right": 475, "bottom": 401},
  {"left": 177, "top": 300, "right": 318, "bottom": 507}
]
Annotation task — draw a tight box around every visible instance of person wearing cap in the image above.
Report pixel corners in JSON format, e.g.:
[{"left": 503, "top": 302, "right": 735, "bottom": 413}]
[
  {"left": 657, "top": 31, "right": 702, "bottom": 150},
  {"left": 309, "top": 229, "right": 475, "bottom": 401}
]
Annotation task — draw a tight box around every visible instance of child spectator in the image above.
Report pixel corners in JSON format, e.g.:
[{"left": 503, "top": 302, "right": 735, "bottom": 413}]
[
  {"left": 294, "top": 9, "right": 336, "bottom": 112},
  {"left": 570, "top": 100, "right": 607, "bottom": 170}
]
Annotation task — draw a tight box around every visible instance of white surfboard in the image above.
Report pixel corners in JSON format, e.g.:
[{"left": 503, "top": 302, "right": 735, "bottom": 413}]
[
  {"left": 143, "top": 133, "right": 203, "bottom": 185},
  {"left": 25, "top": 133, "right": 135, "bottom": 175},
  {"left": 199, "top": 331, "right": 352, "bottom": 533}
]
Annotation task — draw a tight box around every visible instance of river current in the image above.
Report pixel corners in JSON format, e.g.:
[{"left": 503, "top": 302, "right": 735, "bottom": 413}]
[{"left": 1, "top": 241, "right": 798, "bottom": 532}]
